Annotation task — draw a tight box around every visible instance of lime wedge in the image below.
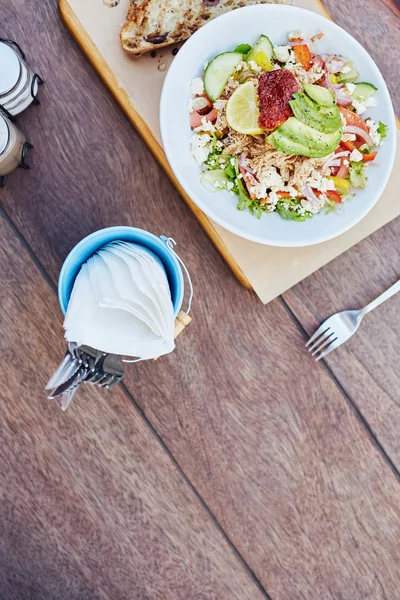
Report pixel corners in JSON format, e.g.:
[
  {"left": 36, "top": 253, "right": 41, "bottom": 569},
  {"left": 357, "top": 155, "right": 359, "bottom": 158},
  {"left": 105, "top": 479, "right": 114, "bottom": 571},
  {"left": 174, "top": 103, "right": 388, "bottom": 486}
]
[{"left": 226, "top": 81, "right": 263, "bottom": 135}]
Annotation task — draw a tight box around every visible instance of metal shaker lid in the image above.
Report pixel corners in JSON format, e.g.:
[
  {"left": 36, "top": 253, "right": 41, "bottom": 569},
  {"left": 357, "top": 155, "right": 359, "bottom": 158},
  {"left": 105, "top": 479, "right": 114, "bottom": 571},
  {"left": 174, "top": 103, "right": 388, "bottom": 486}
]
[
  {"left": 0, "top": 114, "right": 10, "bottom": 155},
  {"left": 0, "top": 42, "right": 21, "bottom": 96}
]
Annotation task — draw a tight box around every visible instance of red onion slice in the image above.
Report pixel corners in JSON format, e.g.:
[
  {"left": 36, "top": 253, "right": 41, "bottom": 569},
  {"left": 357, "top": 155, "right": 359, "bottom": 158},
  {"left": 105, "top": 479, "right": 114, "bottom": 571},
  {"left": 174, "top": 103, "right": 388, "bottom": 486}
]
[
  {"left": 303, "top": 183, "right": 320, "bottom": 205},
  {"left": 312, "top": 55, "right": 325, "bottom": 70},
  {"left": 334, "top": 87, "right": 353, "bottom": 106},
  {"left": 238, "top": 153, "right": 257, "bottom": 177},
  {"left": 322, "top": 73, "right": 344, "bottom": 91},
  {"left": 325, "top": 54, "right": 348, "bottom": 73},
  {"left": 344, "top": 125, "right": 374, "bottom": 146}
]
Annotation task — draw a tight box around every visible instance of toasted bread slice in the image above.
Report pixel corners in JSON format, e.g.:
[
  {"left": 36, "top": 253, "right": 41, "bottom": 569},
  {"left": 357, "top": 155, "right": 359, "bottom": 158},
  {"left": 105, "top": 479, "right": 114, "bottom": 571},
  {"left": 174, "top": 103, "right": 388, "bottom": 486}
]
[{"left": 120, "top": 0, "right": 287, "bottom": 57}]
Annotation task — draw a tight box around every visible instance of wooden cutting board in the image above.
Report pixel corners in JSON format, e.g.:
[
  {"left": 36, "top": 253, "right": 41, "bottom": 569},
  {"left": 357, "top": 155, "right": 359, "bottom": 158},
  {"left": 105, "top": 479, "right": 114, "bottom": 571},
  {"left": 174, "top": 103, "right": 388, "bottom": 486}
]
[{"left": 59, "top": 0, "right": 400, "bottom": 303}]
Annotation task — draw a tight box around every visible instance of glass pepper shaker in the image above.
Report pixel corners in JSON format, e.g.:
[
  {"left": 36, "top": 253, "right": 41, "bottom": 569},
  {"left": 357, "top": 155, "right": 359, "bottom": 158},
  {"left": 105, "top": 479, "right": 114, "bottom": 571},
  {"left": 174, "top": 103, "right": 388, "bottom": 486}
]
[
  {"left": 0, "top": 112, "right": 33, "bottom": 187},
  {"left": 0, "top": 39, "right": 44, "bottom": 118}
]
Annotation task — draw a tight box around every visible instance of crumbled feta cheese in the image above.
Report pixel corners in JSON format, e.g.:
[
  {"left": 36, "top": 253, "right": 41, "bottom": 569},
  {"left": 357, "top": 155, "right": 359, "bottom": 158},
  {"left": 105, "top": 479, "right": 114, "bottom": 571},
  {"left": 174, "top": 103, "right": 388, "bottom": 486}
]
[
  {"left": 340, "top": 113, "right": 347, "bottom": 128},
  {"left": 342, "top": 132, "right": 356, "bottom": 142},
  {"left": 214, "top": 99, "right": 227, "bottom": 111},
  {"left": 238, "top": 173, "right": 243, "bottom": 180},
  {"left": 366, "top": 118, "right": 382, "bottom": 146},
  {"left": 343, "top": 159, "right": 350, "bottom": 166},
  {"left": 227, "top": 182, "right": 234, "bottom": 191},
  {"left": 286, "top": 49, "right": 297, "bottom": 65},
  {"left": 230, "top": 158, "right": 236, "bottom": 166},
  {"left": 345, "top": 82, "right": 356, "bottom": 95},
  {"left": 341, "top": 65, "right": 352, "bottom": 74},
  {"left": 306, "top": 170, "right": 335, "bottom": 192},
  {"left": 235, "top": 61, "right": 248, "bottom": 72},
  {"left": 194, "top": 116, "right": 216, "bottom": 133},
  {"left": 352, "top": 96, "right": 376, "bottom": 115},
  {"left": 349, "top": 148, "right": 363, "bottom": 162},
  {"left": 288, "top": 31, "right": 303, "bottom": 41},
  {"left": 190, "top": 133, "right": 212, "bottom": 165},
  {"left": 268, "top": 190, "right": 279, "bottom": 206},
  {"left": 215, "top": 140, "right": 224, "bottom": 149},
  {"left": 274, "top": 45, "right": 291, "bottom": 63},
  {"left": 248, "top": 60, "right": 262, "bottom": 73},
  {"left": 301, "top": 197, "right": 325, "bottom": 214},
  {"left": 260, "top": 166, "right": 285, "bottom": 189},
  {"left": 187, "top": 98, "right": 194, "bottom": 113},
  {"left": 190, "top": 77, "right": 204, "bottom": 96}
]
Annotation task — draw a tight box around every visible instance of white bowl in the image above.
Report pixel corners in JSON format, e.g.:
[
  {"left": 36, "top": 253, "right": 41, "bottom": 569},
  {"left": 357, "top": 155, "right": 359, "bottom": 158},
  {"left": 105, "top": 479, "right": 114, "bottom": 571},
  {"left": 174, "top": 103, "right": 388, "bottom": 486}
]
[{"left": 160, "top": 5, "right": 396, "bottom": 247}]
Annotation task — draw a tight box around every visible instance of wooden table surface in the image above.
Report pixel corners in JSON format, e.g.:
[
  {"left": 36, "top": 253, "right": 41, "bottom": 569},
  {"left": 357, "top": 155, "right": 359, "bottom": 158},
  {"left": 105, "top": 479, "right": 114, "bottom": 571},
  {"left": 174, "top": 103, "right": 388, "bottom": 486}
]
[{"left": 2, "top": 1, "right": 400, "bottom": 598}]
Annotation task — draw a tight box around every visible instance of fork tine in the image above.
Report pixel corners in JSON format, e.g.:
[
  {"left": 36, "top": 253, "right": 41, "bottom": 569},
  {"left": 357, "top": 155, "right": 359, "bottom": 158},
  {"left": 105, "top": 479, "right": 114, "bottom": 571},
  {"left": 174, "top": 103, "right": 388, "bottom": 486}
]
[
  {"left": 315, "top": 338, "right": 340, "bottom": 361},
  {"left": 311, "top": 331, "right": 336, "bottom": 357},
  {"left": 305, "top": 324, "right": 330, "bottom": 348},
  {"left": 307, "top": 328, "right": 333, "bottom": 353},
  {"left": 312, "top": 334, "right": 337, "bottom": 360}
]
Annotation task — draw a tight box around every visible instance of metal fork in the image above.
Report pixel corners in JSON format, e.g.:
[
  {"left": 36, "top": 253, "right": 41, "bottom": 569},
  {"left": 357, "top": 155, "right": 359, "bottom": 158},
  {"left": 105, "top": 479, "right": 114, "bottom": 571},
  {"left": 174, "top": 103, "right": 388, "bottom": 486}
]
[{"left": 306, "top": 279, "right": 400, "bottom": 361}]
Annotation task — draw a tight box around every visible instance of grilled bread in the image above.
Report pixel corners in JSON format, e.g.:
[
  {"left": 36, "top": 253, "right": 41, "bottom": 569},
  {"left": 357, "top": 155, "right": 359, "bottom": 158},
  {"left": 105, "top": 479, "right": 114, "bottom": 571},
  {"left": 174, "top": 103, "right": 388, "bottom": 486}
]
[{"left": 120, "top": 0, "right": 288, "bottom": 57}]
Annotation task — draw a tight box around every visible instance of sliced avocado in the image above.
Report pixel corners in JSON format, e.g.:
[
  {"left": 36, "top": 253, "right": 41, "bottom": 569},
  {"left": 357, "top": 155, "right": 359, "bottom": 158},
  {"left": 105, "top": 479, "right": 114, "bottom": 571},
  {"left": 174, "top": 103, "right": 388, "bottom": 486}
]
[
  {"left": 269, "top": 131, "right": 319, "bottom": 157},
  {"left": 271, "top": 117, "right": 342, "bottom": 158},
  {"left": 303, "top": 83, "right": 335, "bottom": 107},
  {"left": 289, "top": 93, "right": 341, "bottom": 134},
  {"left": 337, "top": 60, "right": 359, "bottom": 83}
]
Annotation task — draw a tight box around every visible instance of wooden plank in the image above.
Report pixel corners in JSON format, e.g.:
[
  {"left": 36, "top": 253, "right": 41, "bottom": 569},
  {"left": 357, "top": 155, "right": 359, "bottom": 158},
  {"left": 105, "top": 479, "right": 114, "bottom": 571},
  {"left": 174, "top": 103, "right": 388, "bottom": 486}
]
[
  {"left": 0, "top": 211, "right": 266, "bottom": 600},
  {"left": 281, "top": 0, "right": 400, "bottom": 468},
  {"left": 283, "top": 219, "right": 400, "bottom": 468},
  {"left": 2, "top": 1, "right": 400, "bottom": 599}
]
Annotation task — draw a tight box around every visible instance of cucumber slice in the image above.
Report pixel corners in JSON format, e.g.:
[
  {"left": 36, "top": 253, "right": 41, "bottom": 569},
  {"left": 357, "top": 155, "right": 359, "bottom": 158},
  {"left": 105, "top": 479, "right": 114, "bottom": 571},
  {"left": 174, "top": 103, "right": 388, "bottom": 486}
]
[
  {"left": 352, "top": 82, "right": 377, "bottom": 102},
  {"left": 204, "top": 52, "right": 243, "bottom": 101},
  {"left": 303, "top": 83, "right": 335, "bottom": 107},
  {"left": 247, "top": 35, "right": 274, "bottom": 63},
  {"left": 337, "top": 60, "right": 359, "bottom": 83},
  {"left": 201, "top": 169, "right": 230, "bottom": 190}
]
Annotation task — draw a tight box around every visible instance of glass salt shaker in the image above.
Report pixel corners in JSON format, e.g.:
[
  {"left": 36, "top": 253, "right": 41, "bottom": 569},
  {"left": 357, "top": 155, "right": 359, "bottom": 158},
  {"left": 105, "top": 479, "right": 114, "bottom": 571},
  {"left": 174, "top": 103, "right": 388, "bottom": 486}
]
[
  {"left": 0, "top": 112, "right": 33, "bottom": 187},
  {"left": 0, "top": 39, "right": 43, "bottom": 117}
]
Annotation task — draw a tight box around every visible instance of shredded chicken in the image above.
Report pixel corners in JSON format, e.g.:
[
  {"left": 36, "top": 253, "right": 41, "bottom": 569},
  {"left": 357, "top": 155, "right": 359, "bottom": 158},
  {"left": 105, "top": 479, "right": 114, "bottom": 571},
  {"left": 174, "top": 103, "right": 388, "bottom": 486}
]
[{"left": 285, "top": 61, "right": 324, "bottom": 87}]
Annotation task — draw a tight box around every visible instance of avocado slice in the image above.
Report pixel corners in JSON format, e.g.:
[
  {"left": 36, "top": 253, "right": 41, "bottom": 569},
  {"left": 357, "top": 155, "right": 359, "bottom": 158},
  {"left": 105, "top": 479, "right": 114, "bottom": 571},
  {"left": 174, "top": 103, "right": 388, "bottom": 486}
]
[
  {"left": 270, "top": 117, "right": 342, "bottom": 158},
  {"left": 289, "top": 93, "right": 341, "bottom": 134},
  {"left": 269, "top": 131, "right": 319, "bottom": 157},
  {"left": 303, "top": 83, "right": 335, "bottom": 107}
]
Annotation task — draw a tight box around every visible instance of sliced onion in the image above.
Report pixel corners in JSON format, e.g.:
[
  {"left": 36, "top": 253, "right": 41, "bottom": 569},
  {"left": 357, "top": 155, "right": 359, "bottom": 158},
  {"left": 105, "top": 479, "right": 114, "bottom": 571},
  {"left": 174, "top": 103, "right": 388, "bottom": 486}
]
[
  {"left": 334, "top": 150, "right": 350, "bottom": 158},
  {"left": 239, "top": 153, "right": 257, "bottom": 177},
  {"left": 322, "top": 73, "right": 344, "bottom": 91},
  {"left": 303, "top": 183, "right": 320, "bottom": 205},
  {"left": 289, "top": 39, "right": 312, "bottom": 46},
  {"left": 344, "top": 125, "right": 374, "bottom": 146},
  {"left": 334, "top": 87, "right": 353, "bottom": 106},
  {"left": 337, "top": 159, "right": 349, "bottom": 179},
  {"left": 193, "top": 96, "right": 212, "bottom": 114},
  {"left": 325, "top": 54, "right": 348, "bottom": 73},
  {"left": 322, "top": 156, "right": 341, "bottom": 174},
  {"left": 312, "top": 55, "right": 325, "bottom": 70}
]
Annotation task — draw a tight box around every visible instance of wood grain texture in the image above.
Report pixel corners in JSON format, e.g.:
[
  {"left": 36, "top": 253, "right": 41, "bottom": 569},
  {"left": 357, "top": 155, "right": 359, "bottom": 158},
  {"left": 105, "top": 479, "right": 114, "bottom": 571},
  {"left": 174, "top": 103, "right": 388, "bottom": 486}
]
[
  {"left": 283, "top": 221, "right": 400, "bottom": 467},
  {"left": 2, "top": 0, "right": 400, "bottom": 599},
  {"left": 0, "top": 211, "right": 267, "bottom": 600}
]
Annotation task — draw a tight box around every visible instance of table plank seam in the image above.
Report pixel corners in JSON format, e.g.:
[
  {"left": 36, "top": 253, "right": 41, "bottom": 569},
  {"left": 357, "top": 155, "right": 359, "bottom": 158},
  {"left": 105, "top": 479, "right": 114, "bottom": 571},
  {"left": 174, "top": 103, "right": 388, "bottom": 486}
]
[
  {"left": 0, "top": 205, "right": 274, "bottom": 600},
  {"left": 120, "top": 380, "right": 274, "bottom": 600},
  {"left": 279, "top": 295, "right": 400, "bottom": 482},
  {"left": 0, "top": 206, "right": 58, "bottom": 296}
]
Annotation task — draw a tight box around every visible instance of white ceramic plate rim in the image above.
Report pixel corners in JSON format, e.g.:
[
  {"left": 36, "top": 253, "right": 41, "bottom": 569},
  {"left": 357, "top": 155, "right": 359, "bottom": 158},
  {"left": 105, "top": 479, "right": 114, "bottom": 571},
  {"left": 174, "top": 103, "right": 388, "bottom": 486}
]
[{"left": 160, "top": 5, "right": 396, "bottom": 247}]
